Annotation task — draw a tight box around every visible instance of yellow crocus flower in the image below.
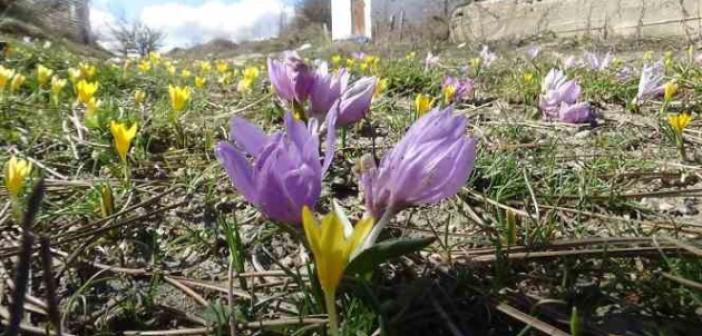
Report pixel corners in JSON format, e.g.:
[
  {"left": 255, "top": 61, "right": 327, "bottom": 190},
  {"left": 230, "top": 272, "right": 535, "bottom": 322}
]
[
  {"left": 36, "top": 64, "right": 53, "bottom": 86},
  {"left": 345, "top": 58, "right": 355, "bottom": 68},
  {"left": 216, "top": 61, "right": 230, "bottom": 74},
  {"left": 664, "top": 80, "right": 679, "bottom": 101},
  {"left": 4, "top": 156, "right": 32, "bottom": 198},
  {"left": 218, "top": 73, "right": 232, "bottom": 85},
  {"left": 668, "top": 112, "right": 692, "bottom": 135},
  {"left": 522, "top": 72, "right": 535, "bottom": 84},
  {"left": 195, "top": 76, "right": 206, "bottom": 89},
  {"left": 68, "top": 67, "right": 82, "bottom": 84},
  {"left": 302, "top": 204, "right": 373, "bottom": 335},
  {"left": 138, "top": 60, "right": 151, "bottom": 73},
  {"left": 243, "top": 66, "right": 260, "bottom": 81},
  {"left": 374, "top": 78, "right": 388, "bottom": 98},
  {"left": 415, "top": 94, "right": 434, "bottom": 117},
  {"left": 148, "top": 51, "right": 161, "bottom": 64},
  {"left": 110, "top": 121, "right": 138, "bottom": 162},
  {"left": 10, "top": 73, "right": 25, "bottom": 92},
  {"left": 0, "top": 66, "right": 15, "bottom": 91},
  {"left": 133, "top": 89, "right": 146, "bottom": 106},
  {"left": 169, "top": 85, "right": 191, "bottom": 112},
  {"left": 164, "top": 63, "right": 176, "bottom": 76},
  {"left": 180, "top": 69, "right": 191, "bottom": 79},
  {"left": 75, "top": 80, "right": 98, "bottom": 105},
  {"left": 469, "top": 57, "right": 482, "bottom": 70},
  {"left": 79, "top": 62, "right": 97, "bottom": 79},
  {"left": 237, "top": 78, "right": 254, "bottom": 93},
  {"left": 85, "top": 97, "right": 101, "bottom": 119},
  {"left": 406, "top": 52, "right": 416, "bottom": 60},
  {"left": 198, "top": 61, "right": 212, "bottom": 73},
  {"left": 51, "top": 76, "right": 67, "bottom": 96},
  {"left": 331, "top": 54, "right": 342, "bottom": 66},
  {"left": 443, "top": 85, "right": 457, "bottom": 105}
]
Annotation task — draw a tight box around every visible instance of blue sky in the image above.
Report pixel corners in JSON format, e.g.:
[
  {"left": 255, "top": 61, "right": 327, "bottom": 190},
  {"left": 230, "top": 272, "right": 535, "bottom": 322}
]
[{"left": 91, "top": 0, "right": 296, "bottom": 51}]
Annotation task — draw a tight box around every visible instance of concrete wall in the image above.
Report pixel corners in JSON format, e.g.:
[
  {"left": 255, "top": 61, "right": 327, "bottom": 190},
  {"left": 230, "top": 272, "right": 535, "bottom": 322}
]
[
  {"left": 372, "top": 0, "right": 464, "bottom": 41},
  {"left": 450, "top": 0, "right": 702, "bottom": 42}
]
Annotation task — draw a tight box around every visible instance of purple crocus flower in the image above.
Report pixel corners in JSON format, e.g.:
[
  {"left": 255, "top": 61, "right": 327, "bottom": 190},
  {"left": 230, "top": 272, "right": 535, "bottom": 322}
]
[
  {"left": 635, "top": 61, "right": 665, "bottom": 103},
  {"left": 359, "top": 106, "right": 477, "bottom": 218},
  {"left": 308, "top": 62, "right": 349, "bottom": 121},
  {"left": 215, "top": 111, "right": 337, "bottom": 224},
  {"left": 333, "top": 77, "right": 377, "bottom": 126},
  {"left": 267, "top": 51, "right": 315, "bottom": 104},
  {"left": 358, "top": 106, "right": 477, "bottom": 248},
  {"left": 480, "top": 45, "right": 497, "bottom": 67},
  {"left": 442, "top": 76, "right": 475, "bottom": 103},
  {"left": 584, "top": 52, "right": 613, "bottom": 71},
  {"left": 539, "top": 68, "right": 592, "bottom": 123}
]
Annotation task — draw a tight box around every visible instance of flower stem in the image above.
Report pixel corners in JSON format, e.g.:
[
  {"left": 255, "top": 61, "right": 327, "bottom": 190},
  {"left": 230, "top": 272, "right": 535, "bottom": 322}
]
[
  {"left": 678, "top": 137, "right": 687, "bottom": 161},
  {"left": 341, "top": 127, "right": 347, "bottom": 152},
  {"left": 361, "top": 206, "right": 395, "bottom": 251},
  {"left": 10, "top": 196, "right": 22, "bottom": 224},
  {"left": 324, "top": 289, "right": 339, "bottom": 336},
  {"left": 123, "top": 159, "right": 130, "bottom": 187}
]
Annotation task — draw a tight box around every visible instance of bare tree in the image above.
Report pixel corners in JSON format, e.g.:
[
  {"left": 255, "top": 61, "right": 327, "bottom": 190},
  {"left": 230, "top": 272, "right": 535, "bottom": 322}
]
[
  {"left": 110, "top": 19, "right": 165, "bottom": 57},
  {"left": 294, "top": 0, "right": 331, "bottom": 29}
]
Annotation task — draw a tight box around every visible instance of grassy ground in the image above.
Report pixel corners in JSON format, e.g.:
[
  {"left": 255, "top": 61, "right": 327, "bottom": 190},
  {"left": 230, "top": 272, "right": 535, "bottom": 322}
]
[{"left": 1, "top": 34, "right": 702, "bottom": 336}]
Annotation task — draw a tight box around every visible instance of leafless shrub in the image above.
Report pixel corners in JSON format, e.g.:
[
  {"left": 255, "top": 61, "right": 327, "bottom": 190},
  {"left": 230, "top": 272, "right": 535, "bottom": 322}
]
[{"left": 110, "top": 19, "right": 165, "bottom": 57}]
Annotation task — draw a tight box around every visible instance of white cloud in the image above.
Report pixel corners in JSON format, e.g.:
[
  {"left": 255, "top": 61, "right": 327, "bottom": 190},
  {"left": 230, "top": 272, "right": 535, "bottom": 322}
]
[
  {"left": 90, "top": 6, "right": 121, "bottom": 51},
  {"left": 140, "top": 0, "right": 293, "bottom": 51}
]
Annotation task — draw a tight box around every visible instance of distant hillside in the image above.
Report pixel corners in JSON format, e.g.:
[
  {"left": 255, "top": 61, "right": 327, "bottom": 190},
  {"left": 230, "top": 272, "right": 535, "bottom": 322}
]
[{"left": 168, "top": 38, "right": 239, "bottom": 59}]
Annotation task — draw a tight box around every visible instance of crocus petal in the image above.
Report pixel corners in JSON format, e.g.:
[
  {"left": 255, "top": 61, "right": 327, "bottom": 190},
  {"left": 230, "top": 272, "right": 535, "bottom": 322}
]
[
  {"left": 215, "top": 142, "right": 258, "bottom": 204},
  {"left": 268, "top": 57, "right": 294, "bottom": 102},
  {"left": 322, "top": 106, "right": 338, "bottom": 174},
  {"left": 337, "top": 77, "right": 377, "bottom": 126},
  {"left": 559, "top": 102, "right": 592, "bottom": 124},
  {"left": 230, "top": 117, "right": 269, "bottom": 156}
]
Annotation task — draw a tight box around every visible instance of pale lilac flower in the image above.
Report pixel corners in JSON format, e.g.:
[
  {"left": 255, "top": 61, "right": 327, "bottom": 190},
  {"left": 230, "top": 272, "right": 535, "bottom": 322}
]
[
  {"left": 541, "top": 68, "right": 569, "bottom": 92},
  {"left": 527, "top": 45, "right": 541, "bottom": 60},
  {"left": 562, "top": 55, "right": 578, "bottom": 69},
  {"left": 215, "top": 111, "right": 337, "bottom": 224},
  {"left": 425, "top": 52, "right": 440, "bottom": 70},
  {"left": 359, "top": 106, "right": 477, "bottom": 219},
  {"left": 584, "top": 52, "right": 613, "bottom": 71},
  {"left": 442, "top": 76, "right": 475, "bottom": 103},
  {"left": 267, "top": 51, "right": 315, "bottom": 104},
  {"left": 635, "top": 61, "right": 665, "bottom": 102},
  {"left": 616, "top": 66, "right": 634, "bottom": 82},
  {"left": 480, "top": 45, "right": 497, "bottom": 67},
  {"left": 539, "top": 68, "right": 592, "bottom": 124},
  {"left": 308, "top": 62, "right": 350, "bottom": 121},
  {"left": 352, "top": 52, "right": 367, "bottom": 60},
  {"left": 333, "top": 77, "right": 377, "bottom": 126}
]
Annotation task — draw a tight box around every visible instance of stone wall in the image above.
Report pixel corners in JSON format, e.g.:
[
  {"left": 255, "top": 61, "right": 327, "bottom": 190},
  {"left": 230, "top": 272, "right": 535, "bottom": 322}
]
[
  {"left": 372, "top": 0, "right": 464, "bottom": 41},
  {"left": 450, "top": 0, "right": 702, "bottom": 42},
  {"left": 6, "top": 0, "right": 92, "bottom": 43}
]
